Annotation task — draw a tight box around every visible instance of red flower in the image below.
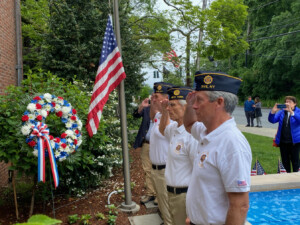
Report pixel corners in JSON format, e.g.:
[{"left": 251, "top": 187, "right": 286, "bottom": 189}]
[
  {"left": 75, "top": 130, "right": 79, "bottom": 134},
  {"left": 49, "top": 135, "right": 54, "bottom": 140},
  {"left": 51, "top": 102, "right": 56, "bottom": 107},
  {"left": 54, "top": 138, "right": 61, "bottom": 143},
  {"left": 36, "top": 115, "right": 43, "bottom": 121},
  {"left": 21, "top": 115, "right": 29, "bottom": 122},
  {"left": 47, "top": 111, "right": 50, "bottom": 115},
  {"left": 74, "top": 139, "right": 78, "bottom": 145},
  {"left": 154, "top": 119, "right": 157, "bottom": 123},
  {"left": 72, "top": 109, "right": 77, "bottom": 114},
  {"left": 61, "top": 133, "right": 67, "bottom": 139},
  {"left": 28, "top": 140, "right": 36, "bottom": 147},
  {"left": 58, "top": 96, "right": 64, "bottom": 100},
  {"left": 61, "top": 143, "right": 67, "bottom": 149},
  {"left": 36, "top": 104, "right": 42, "bottom": 109},
  {"left": 71, "top": 116, "right": 76, "bottom": 121},
  {"left": 33, "top": 96, "right": 41, "bottom": 101},
  {"left": 56, "top": 111, "right": 63, "bottom": 117}
]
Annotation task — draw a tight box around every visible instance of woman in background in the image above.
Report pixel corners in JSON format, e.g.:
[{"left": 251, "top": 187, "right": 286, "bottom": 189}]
[{"left": 254, "top": 97, "right": 262, "bottom": 127}]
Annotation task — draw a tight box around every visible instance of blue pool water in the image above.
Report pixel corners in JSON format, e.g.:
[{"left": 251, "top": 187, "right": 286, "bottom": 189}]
[{"left": 247, "top": 189, "right": 300, "bottom": 225}]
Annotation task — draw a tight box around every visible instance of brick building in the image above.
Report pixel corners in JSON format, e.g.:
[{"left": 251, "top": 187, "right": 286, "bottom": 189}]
[{"left": 0, "top": 0, "right": 23, "bottom": 187}]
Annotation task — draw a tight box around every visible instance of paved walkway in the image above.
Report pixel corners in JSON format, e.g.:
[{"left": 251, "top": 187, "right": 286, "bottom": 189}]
[{"left": 237, "top": 124, "right": 277, "bottom": 138}]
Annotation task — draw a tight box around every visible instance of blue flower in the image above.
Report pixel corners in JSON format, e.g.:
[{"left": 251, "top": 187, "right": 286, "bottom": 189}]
[
  {"left": 72, "top": 123, "right": 78, "bottom": 129},
  {"left": 63, "top": 100, "right": 70, "bottom": 106},
  {"left": 61, "top": 138, "right": 66, "bottom": 143},
  {"left": 26, "top": 138, "right": 32, "bottom": 143},
  {"left": 61, "top": 118, "right": 68, "bottom": 123},
  {"left": 24, "top": 111, "right": 30, "bottom": 115},
  {"left": 55, "top": 143, "right": 60, "bottom": 149},
  {"left": 31, "top": 100, "right": 38, "bottom": 103}
]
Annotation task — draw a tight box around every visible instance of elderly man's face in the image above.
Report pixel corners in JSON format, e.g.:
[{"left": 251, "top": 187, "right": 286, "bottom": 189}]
[
  {"left": 167, "top": 100, "right": 185, "bottom": 122},
  {"left": 192, "top": 91, "right": 216, "bottom": 125}
]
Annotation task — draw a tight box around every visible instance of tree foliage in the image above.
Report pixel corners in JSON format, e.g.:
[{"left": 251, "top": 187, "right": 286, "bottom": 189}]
[{"left": 230, "top": 0, "right": 300, "bottom": 100}]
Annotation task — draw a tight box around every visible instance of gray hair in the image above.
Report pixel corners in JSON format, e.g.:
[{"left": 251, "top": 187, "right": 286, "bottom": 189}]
[
  {"left": 178, "top": 100, "right": 187, "bottom": 106},
  {"left": 205, "top": 91, "right": 238, "bottom": 115}
]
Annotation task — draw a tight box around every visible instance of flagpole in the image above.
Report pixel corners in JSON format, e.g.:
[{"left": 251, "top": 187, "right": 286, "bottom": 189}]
[{"left": 113, "top": 0, "right": 139, "bottom": 213}]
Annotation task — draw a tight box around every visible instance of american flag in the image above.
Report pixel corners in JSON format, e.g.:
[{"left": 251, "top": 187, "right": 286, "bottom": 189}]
[
  {"left": 163, "top": 49, "right": 180, "bottom": 68},
  {"left": 277, "top": 159, "right": 287, "bottom": 174},
  {"left": 251, "top": 160, "right": 266, "bottom": 176},
  {"left": 86, "top": 16, "right": 126, "bottom": 137}
]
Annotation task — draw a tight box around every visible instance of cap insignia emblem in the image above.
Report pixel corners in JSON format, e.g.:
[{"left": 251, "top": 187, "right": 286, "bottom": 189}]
[{"left": 203, "top": 75, "right": 213, "bottom": 84}]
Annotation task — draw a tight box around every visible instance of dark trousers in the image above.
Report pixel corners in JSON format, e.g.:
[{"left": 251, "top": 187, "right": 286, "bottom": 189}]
[
  {"left": 280, "top": 143, "right": 300, "bottom": 172},
  {"left": 245, "top": 111, "right": 254, "bottom": 126}
]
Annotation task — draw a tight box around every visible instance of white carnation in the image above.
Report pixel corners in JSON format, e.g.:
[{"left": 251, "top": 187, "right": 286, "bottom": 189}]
[
  {"left": 40, "top": 110, "right": 48, "bottom": 118},
  {"left": 77, "top": 120, "right": 83, "bottom": 130},
  {"left": 21, "top": 125, "right": 32, "bottom": 135},
  {"left": 28, "top": 114, "right": 35, "bottom": 120},
  {"left": 55, "top": 151, "right": 61, "bottom": 157},
  {"left": 54, "top": 104, "right": 61, "bottom": 112},
  {"left": 65, "top": 130, "right": 74, "bottom": 136},
  {"left": 33, "top": 149, "right": 38, "bottom": 157},
  {"left": 39, "top": 100, "right": 45, "bottom": 105},
  {"left": 77, "top": 139, "right": 82, "bottom": 147},
  {"left": 62, "top": 106, "right": 71, "bottom": 116},
  {"left": 27, "top": 103, "right": 36, "bottom": 112},
  {"left": 66, "top": 122, "right": 72, "bottom": 128},
  {"left": 45, "top": 104, "right": 52, "bottom": 111},
  {"left": 44, "top": 93, "right": 52, "bottom": 102},
  {"left": 59, "top": 156, "right": 66, "bottom": 161},
  {"left": 66, "top": 138, "right": 72, "bottom": 143}
]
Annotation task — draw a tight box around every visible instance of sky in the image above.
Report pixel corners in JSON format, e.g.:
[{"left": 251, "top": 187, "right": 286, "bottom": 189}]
[{"left": 142, "top": 0, "right": 207, "bottom": 88}]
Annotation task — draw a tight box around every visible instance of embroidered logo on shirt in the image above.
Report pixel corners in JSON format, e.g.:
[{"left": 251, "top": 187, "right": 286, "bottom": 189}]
[
  {"left": 237, "top": 180, "right": 247, "bottom": 186},
  {"left": 198, "top": 152, "right": 208, "bottom": 168},
  {"left": 175, "top": 143, "right": 183, "bottom": 154}
]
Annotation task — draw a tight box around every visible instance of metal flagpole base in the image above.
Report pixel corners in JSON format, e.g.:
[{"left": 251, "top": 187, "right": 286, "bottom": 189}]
[{"left": 119, "top": 201, "right": 140, "bottom": 213}]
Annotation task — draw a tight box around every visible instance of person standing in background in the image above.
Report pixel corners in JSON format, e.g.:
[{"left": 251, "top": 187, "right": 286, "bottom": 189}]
[
  {"left": 268, "top": 96, "right": 300, "bottom": 172},
  {"left": 133, "top": 98, "right": 157, "bottom": 204},
  {"left": 244, "top": 96, "right": 255, "bottom": 127},
  {"left": 254, "top": 97, "right": 262, "bottom": 128}
]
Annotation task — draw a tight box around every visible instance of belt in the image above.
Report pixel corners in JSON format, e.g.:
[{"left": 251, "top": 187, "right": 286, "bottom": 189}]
[
  {"left": 143, "top": 140, "right": 150, "bottom": 144},
  {"left": 167, "top": 185, "right": 188, "bottom": 194},
  {"left": 152, "top": 164, "right": 166, "bottom": 170}
]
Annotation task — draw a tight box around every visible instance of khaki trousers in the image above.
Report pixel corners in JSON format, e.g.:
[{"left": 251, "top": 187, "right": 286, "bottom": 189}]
[
  {"left": 140, "top": 143, "right": 156, "bottom": 196},
  {"left": 168, "top": 191, "right": 187, "bottom": 225},
  {"left": 151, "top": 168, "right": 172, "bottom": 225}
]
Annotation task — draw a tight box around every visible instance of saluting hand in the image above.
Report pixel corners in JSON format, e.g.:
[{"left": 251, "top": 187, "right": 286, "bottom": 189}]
[
  {"left": 186, "top": 91, "right": 196, "bottom": 106},
  {"left": 161, "top": 99, "right": 169, "bottom": 112}
]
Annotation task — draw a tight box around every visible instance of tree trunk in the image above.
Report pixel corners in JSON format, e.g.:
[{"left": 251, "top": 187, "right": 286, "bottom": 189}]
[
  {"left": 196, "top": 0, "right": 207, "bottom": 70},
  {"left": 12, "top": 171, "right": 19, "bottom": 220},
  {"left": 29, "top": 177, "right": 37, "bottom": 217},
  {"left": 186, "top": 34, "right": 191, "bottom": 86}
]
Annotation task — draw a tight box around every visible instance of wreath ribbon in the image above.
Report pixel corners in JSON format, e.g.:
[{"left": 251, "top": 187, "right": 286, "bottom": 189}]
[{"left": 30, "top": 122, "right": 59, "bottom": 188}]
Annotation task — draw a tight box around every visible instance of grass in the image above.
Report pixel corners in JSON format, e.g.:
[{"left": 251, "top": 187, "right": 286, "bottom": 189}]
[{"left": 243, "top": 132, "right": 281, "bottom": 174}]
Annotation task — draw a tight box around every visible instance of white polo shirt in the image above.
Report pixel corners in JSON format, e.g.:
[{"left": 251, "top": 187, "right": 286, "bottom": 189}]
[
  {"left": 164, "top": 122, "right": 200, "bottom": 187},
  {"left": 149, "top": 112, "right": 170, "bottom": 165},
  {"left": 186, "top": 118, "right": 252, "bottom": 225}
]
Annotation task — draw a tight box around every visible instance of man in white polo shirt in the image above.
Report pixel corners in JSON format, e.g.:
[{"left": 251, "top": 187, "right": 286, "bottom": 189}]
[
  {"left": 150, "top": 82, "right": 173, "bottom": 225},
  {"left": 159, "top": 86, "right": 201, "bottom": 225},
  {"left": 184, "top": 71, "right": 252, "bottom": 225}
]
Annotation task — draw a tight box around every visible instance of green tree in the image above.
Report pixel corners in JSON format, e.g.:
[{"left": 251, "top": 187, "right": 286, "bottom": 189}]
[{"left": 21, "top": 0, "right": 49, "bottom": 73}]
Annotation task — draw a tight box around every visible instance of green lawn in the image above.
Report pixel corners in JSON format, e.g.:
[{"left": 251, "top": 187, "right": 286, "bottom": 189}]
[{"left": 243, "top": 132, "right": 281, "bottom": 174}]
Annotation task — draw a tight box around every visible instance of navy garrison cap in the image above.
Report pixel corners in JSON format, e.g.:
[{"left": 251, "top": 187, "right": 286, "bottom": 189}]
[
  {"left": 153, "top": 82, "right": 173, "bottom": 94},
  {"left": 167, "top": 86, "right": 193, "bottom": 100},
  {"left": 194, "top": 71, "right": 242, "bottom": 95}
]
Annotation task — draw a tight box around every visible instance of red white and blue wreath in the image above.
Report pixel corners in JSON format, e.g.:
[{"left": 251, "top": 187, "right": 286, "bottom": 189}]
[{"left": 21, "top": 93, "right": 82, "bottom": 188}]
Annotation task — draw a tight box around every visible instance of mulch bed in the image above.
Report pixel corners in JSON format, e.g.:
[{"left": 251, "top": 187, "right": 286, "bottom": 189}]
[{"left": 0, "top": 147, "right": 151, "bottom": 225}]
